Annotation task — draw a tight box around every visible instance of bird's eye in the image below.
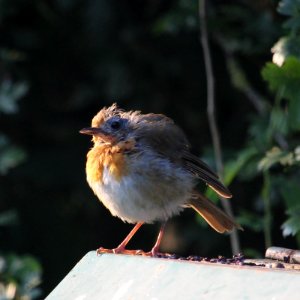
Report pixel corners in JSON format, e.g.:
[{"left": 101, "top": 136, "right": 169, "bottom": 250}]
[{"left": 110, "top": 120, "right": 121, "bottom": 130}]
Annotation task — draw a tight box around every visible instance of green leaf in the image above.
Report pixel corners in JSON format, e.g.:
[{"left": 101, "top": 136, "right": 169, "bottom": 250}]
[
  {"left": 281, "top": 205, "right": 300, "bottom": 237},
  {"left": 281, "top": 217, "right": 300, "bottom": 236},
  {"left": 262, "top": 56, "right": 300, "bottom": 100}
]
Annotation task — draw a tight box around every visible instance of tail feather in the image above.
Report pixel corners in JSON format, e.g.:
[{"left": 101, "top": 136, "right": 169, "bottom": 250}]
[{"left": 189, "top": 193, "right": 243, "bottom": 233}]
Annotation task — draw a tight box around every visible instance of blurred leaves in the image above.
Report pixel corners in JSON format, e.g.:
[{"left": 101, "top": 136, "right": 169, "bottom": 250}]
[
  {"left": 0, "top": 14, "right": 39, "bottom": 298},
  {"left": 0, "top": 80, "right": 29, "bottom": 114},
  {"left": 0, "top": 136, "right": 26, "bottom": 175},
  {"left": 0, "top": 254, "right": 42, "bottom": 300},
  {"left": 153, "top": 0, "right": 198, "bottom": 35},
  {"left": 281, "top": 206, "right": 300, "bottom": 237},
  {"left": 214, "top": 0, "right": 300, "bottom": 247},
  {"left": 271, "top": 37, "right": 300, "bottom": 66},
  {"left": 0, "top": 210, "right": 19, "bottom": 227},
  {"left": 240, "top": 0, "right": 300, "bottom": 242},
  {"left": 278, "top": 0, "right": 300, "bottom": 30},
  {"left": 258, "top": 147, "right": 296, "bottom": 171},
  {"left": 271, "top": 0, "right": 300, "bottom": 65},
  {"left": 262, "top": 57, "right": 300, "bottom": 99},
  {"left": 215, "top": 3, "right": 278, "bottom": 55},
  {"left": 278, "top": 0, "right": 300, "bottom": 16}
]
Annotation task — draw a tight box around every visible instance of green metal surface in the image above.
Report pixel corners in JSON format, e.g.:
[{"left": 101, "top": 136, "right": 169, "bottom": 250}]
[{"left": 46, "top": 252, "right": 300, "bottom": 300}]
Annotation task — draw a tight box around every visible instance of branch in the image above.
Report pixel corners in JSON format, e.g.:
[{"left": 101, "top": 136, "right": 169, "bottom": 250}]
[
  {"left": 265, "top": 246, "right": 300, "bottom": 264},
  {"left": 198, "top": 0, "right": 241, "bottom": 254}
]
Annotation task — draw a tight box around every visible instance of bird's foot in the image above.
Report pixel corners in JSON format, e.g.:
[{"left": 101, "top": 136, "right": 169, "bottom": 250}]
[
  {"left": 96, "top": 246, "right": 173, "bottom": 258},
  {"left": 96, "top": 247, "right": 113, "bottom": 255},
  {"left": 96, "top": 246, "right": 145, "bottom": 255},
  {"left": 142, "top": 246, "right": 171, "bottom": 258}
]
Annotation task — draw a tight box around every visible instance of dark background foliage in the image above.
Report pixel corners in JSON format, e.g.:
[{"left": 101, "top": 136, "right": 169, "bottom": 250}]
[{"left": 1, "top": 0, "right": 300, "bottom": 298}]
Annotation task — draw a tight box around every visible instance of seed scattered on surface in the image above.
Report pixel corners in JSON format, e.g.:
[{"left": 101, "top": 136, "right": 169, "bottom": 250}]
[{"left": 150, "top": 252, "right": 298, "bottom": 270}]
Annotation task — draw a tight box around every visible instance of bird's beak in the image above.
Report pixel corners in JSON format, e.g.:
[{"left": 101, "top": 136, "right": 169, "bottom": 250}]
[{"left": 80, "top": 127, "right": 115, "bottom": 143}]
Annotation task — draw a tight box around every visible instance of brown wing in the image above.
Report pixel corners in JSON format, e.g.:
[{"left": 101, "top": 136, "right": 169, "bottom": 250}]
[
  {"left": 182, "top": 151, "right": 232, "bottom": 198},
  {"left": 134, "top": 113, "right": 231, "bottom": 198}
]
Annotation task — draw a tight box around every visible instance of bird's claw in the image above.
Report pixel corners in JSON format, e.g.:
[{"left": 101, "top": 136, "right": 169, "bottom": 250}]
[
  {"left": 96, "top": 246, "right": 171, "bottom": 257},
  {"left": 96, "top": 247, "right": 113, "bottom": 255},
  {"left": 96, "top": 246, "right": 146, "bottom": 256}
]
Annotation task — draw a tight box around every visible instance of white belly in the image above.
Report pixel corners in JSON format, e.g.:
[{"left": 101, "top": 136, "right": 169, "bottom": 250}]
[{"left": 88, "top": 159, "right": 195, "bottom": 223}]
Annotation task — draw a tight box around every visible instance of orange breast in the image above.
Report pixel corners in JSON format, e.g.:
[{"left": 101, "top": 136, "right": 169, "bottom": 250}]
[{"left": 86, "top": 139, "right": 135, "bottom": 183}]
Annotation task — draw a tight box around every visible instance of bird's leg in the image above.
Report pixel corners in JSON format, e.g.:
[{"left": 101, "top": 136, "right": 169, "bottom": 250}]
[
  {"left": 144, "top": 222, "right": 167, "bottom": 257},
  {"left": 97, "top": 222, "right": 145, "bottom": 255},
  {"left": 113, "top": 222, "right": 144, "bottom": 254}
]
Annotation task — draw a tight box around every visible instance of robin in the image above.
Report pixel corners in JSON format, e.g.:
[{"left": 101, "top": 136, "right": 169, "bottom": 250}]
[{"left": 80, "top": 103, "right": 241, "bottom": 256}]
